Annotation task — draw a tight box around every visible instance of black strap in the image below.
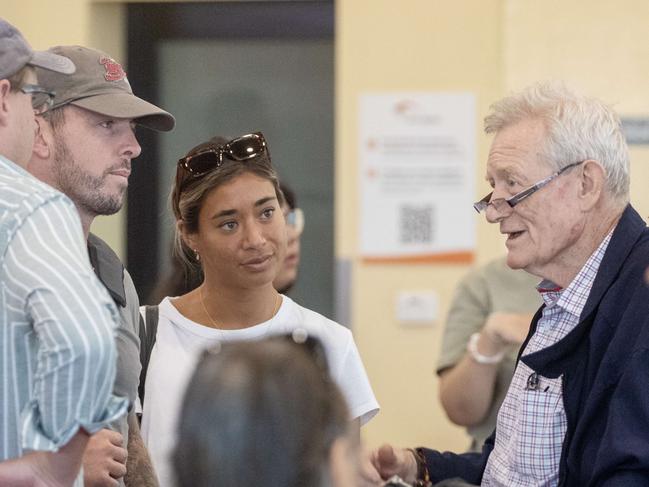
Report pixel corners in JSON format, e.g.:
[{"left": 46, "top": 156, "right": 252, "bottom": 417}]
[{"left": 138, "top": 305, "right": 159, "bottom": 407}]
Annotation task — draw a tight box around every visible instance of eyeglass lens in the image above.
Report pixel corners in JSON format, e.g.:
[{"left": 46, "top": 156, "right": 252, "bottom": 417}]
[
  {"left": 228, "top": 135, "right": 264, "bottom": 160},
  {"left": 286, "top": 208, "right": 304, "bottom": 232},
  {"left": 185, "top": 151, "right": 221, "bottom": 175},
  {"left": 21, "top": 84, "right": 53, "bottom": 112}
]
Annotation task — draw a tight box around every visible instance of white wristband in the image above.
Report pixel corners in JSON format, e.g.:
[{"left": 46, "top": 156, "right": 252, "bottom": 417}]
[{"left": 467, "top": 332, "right": 505, "bottom": 364}]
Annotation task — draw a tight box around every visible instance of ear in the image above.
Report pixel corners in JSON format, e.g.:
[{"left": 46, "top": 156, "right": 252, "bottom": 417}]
[
  {"left": 578, "top": 159, "right": 606, "bottom": 211},
  {"left": 177, "top": 219, "right": 198, "bottom": 252},
  {"left": 0, "top": 80, "right": 11, "bottom": 127},
  {"left": 31, "top": 116, "right": 52, "bottom": 160}
]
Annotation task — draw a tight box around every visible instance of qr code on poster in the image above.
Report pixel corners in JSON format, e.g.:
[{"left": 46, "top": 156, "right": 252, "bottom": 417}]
[{"left": 399, "top": 205, "right": 434, "bottom": 244}]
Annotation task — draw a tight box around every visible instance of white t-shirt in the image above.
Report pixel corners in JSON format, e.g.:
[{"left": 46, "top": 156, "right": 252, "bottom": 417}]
[{"left": 140, "top": 295, "right": 379, "bottom": 487}]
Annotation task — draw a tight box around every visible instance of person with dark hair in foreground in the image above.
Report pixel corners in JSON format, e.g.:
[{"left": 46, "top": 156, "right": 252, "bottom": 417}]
[{"left": 174, "top": 337, "right": 359, "bottom": 487}]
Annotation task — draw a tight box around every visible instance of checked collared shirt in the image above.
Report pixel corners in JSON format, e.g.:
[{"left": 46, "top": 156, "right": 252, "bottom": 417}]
[{"left": 482, "top": 232, "right": 612, "bottom": 487}]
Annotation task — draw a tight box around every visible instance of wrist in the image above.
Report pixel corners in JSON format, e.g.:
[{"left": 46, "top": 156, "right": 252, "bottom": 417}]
[
  {"left": 406, "top": 448, "right": 432, "bottom": 487},
  {"left": 467, "top": 332, "right": 506, "bottom": 364}
]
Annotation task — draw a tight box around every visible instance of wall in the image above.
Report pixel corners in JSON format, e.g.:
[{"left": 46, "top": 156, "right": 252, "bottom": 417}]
[
  {"left": 504, "top": 0, "right": 649, "bottom": 218},
  {"left": 337, "top": 0, "right": 504, "bottom": 452}
]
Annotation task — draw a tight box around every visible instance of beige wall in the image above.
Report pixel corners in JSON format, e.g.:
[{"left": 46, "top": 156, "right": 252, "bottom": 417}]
[{"left": 7, "top": 0, "right": 649, "bottom": 454}]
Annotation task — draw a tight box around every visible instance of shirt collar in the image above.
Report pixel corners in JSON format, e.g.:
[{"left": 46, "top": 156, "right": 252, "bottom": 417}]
[{"left": 536, "top": 231, "right": 613, "bottom": 317}]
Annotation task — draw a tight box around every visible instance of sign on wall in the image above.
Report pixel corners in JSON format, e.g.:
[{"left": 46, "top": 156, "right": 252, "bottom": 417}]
[{"left": 359, "top": 92, "right": 476, "bottom": 262}]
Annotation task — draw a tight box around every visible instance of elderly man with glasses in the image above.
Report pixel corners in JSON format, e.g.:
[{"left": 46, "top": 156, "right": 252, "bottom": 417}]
[
  {"left": 362, "top": 82, "right": 649, "bottom": 487},
  {"left": 0, "top": 19, "right": 128, "bottom": 487}
]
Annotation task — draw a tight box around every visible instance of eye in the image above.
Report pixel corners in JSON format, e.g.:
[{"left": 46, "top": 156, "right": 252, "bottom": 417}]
[
  {"left": 219, "top": 221, "right": 237, "bottom": 231},
  {"left": 100, "top": 120, "right": 115, "bottom": 129},
  {"left": 261, "top": 207, "right": 275, "bottom": 220}
]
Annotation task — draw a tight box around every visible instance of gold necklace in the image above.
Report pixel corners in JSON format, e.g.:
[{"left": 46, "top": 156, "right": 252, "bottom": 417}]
[
  {"left": 199, "top": 288, "right": 281, "bottom": 329},
  {"left": 200, "top": 287, "right": 220, "bottom": 329}
]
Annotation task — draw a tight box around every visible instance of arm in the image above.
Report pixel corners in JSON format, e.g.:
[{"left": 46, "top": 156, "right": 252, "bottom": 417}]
[
  {"left": 438, "top": 312, "right": 532, "bottom": 425},
  {"left": 436, "top": 263, "right": 533, "bottom": 426},
  {"left": 0, "top": 430, "right": 89, "bottom": 487},
  {"left": 124, "top": 413, "right": 159, "bottom": 487},
  {"left": 591, "top": 346, "right": 649, "bottom": 485},
  {"left": 6, "top": 199, "right": 127, "bottom": 451},
  {"left": 362, "top": 442, "right": 491, "bottom": 485},
  {"left": 362, "top": 445, "right": 418, "bottom": 484}
]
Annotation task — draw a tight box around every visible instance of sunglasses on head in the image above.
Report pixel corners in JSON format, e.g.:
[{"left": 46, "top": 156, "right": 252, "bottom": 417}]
[{"left": 178, "top": 132, "right": 269, "bottom": 177}]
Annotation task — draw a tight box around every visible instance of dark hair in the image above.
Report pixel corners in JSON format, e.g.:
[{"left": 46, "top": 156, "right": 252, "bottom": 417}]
[
  {"left": 171, "top": 134, "right": 284, "bottom": 275},
  {"left": 173, "top": 337, "right": 349, "bottom": 487},
  {"left": 280, "top": 181, "right": 297, "bottom": 210}
]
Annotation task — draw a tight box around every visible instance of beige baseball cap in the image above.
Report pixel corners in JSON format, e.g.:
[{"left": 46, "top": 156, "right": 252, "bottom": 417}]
[
  {"left": 36, "top": 45, "right": 175, "bottom": 132},
  {"left": 0, "top": 18, "right": 75, "bottom": 79}
]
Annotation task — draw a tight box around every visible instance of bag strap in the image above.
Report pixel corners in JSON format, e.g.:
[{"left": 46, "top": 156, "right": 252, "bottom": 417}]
[{"left": 138, "top": 305, "right": 159, "bottom": 407}]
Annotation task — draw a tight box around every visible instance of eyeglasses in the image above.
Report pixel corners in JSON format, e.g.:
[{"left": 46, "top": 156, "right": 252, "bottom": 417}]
[
  {"left": 178, "top": 132, "right": 269, "bottom": 177},
  {"left": 285, "top": 208, "right": 305, "bottom": 235},
  {"left": 473, "top": 160, "right": 585, "bottom": 215},
  {"left": 20, "top": 84, "right": 55, "bottom": 114}
]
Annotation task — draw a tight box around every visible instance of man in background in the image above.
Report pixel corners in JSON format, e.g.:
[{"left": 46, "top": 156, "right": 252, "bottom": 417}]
[
  {"left": 0, "top": 19, "right": 127, "bottom": 487},
  {"left": 29, "top": 44, "right": 175, "bottom": 486}
]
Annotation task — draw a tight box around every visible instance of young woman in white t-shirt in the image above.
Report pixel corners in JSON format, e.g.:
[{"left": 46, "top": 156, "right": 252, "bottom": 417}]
[{"left": 140, "top": 132, "right": 379, "bottom": 487}]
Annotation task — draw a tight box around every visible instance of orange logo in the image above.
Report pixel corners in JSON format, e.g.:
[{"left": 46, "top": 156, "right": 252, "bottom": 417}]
[{"left": 99, "top": 57, "right": 126, "bottom": 82}]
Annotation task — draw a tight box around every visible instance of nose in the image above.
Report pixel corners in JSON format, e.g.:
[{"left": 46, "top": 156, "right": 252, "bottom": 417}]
[
  {"left": 483, "top": 186, "right": 513, "bottom": 223},
  {"left": 485, "top": 203, "right": 504, "bottom": 223},
  {"left": 123, "top": 127, "right": 142, "bottom": 159},
  {"left": 285, "top": 224, "right": 298, "bottom": 244},
  {"left": 242, "top": 220, "right": 266, "bottom": 248}
]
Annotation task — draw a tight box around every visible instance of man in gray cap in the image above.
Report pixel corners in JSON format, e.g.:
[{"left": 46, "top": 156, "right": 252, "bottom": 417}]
[
  {"left": 0, "top": 19, "right": 128, "bottom": 487},
  {"left": 29, "top": 45, "right": 175, "bottom": 487}
]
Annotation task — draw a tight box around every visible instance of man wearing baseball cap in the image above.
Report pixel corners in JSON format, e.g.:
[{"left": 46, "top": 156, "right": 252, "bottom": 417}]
[
  {"left": 0, "top": 19, "right": 128, "bottom": 487},
  {"left": 29, "top": 45, "right": 175, "bottom": 487}
]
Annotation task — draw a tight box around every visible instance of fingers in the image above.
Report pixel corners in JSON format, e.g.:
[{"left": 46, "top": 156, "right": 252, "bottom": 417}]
[
  {"left": 359, "top": 447, "right": 383, "bottom": 484},
  {"left": 83, "top": 430, "right": 128, "bottom": 486},
  {"left": 97, "top": 429, "right": 124, "bottom": 447},
  {"left": 377, "top": 443, "right": 398, "bottom": 466},
  {"left": 107, "top": 458, "right": 127, "bottom": 480}
]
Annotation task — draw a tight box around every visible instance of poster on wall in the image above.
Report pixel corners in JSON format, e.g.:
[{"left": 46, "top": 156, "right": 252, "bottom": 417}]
[{"left": 359, "top": 92, "right": 476, "bottom": 262}]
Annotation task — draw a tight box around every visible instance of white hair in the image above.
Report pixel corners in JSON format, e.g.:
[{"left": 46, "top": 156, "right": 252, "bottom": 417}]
[{"left": 484, "top": 81, "right": 630, "bottom": 204}]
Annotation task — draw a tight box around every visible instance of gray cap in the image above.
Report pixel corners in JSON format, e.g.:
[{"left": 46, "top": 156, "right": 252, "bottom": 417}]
[
  {"left": 36, "top": 45, "right": 175, "bottom": 132},
  {"left": 0, "top": 18, "right": 75, "bottom": 79}
]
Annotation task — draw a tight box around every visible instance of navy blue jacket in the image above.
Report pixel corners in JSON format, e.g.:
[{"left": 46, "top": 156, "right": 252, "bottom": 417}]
[{"left": 422, "top": 205, "right": 649, "bottom": 486}]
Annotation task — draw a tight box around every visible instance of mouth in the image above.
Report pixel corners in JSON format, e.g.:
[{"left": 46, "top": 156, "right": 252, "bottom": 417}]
[
  {"left": 503, "top": 230, "right": 525, "bottom": 242},
  {"left": 284, "top": 253, "right": 299, "bottom": 266},
  {"left": 109, "top": 169, "right": 131, "bottom": 178},
  {"left": 241, "top": 254, "right": 273, "bottom": 271}
]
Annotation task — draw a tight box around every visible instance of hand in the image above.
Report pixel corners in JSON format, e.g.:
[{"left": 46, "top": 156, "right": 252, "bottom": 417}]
[
  {"left": 83, "top": 429, "right": 127, "bottom": 487},
  {"left": 482, "top": 312, "right": 533, "bottom": 350},
  {"left": 362, "top": 444, "right": 417, "bottom": 484}
]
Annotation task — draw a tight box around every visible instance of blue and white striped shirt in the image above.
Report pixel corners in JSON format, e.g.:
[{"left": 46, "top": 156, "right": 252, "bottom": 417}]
[{"left": 0, "top": 155, "right": 128, "bottom": 481}]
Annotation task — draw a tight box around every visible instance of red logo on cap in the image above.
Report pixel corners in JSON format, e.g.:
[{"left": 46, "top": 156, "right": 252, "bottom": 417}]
[{"left": 99, "top": 56, "right": 126, "bottom": 82}]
